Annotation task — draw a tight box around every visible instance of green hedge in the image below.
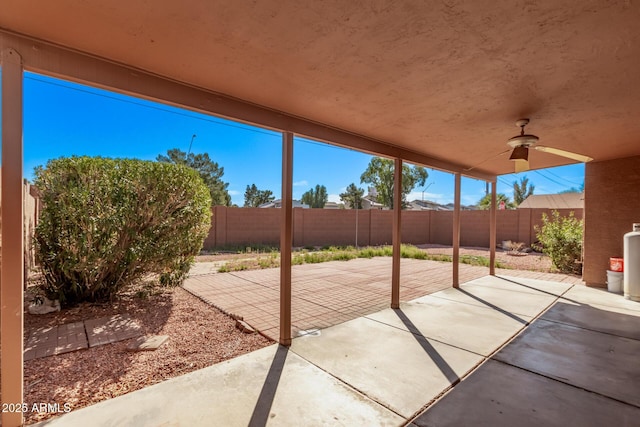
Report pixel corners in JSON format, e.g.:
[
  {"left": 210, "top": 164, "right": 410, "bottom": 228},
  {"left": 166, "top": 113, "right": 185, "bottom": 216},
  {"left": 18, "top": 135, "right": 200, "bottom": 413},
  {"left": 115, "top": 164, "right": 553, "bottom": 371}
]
[{"left": 34, "top": 156, "right": 211, "bottom": 305}]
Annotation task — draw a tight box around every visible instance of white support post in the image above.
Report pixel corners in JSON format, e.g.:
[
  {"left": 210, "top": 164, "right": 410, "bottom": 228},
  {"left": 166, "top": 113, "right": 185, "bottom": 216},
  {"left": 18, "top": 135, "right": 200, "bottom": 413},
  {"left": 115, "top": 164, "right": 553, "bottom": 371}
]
[{"left": 1, "top": 47, "right": 25, "bottom": 427}]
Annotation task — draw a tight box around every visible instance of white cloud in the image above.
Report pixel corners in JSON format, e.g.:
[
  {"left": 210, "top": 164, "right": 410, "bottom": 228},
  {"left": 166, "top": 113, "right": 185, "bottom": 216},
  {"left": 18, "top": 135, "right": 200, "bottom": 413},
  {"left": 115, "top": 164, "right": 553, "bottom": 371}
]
[
  {"left": 328, "top": 194, "right": 341, "bottom": 203},
  {"left": 228, "top": 190, "right": 240, "bottom": 196},
  {"left": 293, "top": 180, "right": 308, "bottom": 187},
  {"left": 462, "top": 194, "right": 481, "bottom": 205}
]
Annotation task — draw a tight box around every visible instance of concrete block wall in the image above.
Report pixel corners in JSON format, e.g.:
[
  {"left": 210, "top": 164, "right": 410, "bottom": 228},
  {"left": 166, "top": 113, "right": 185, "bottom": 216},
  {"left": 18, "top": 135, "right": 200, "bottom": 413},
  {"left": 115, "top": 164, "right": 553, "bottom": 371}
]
[
  {"left": 203, "top": 206, "right": 280, "bottom": 248},
  {"left": 584, "top": 155, "right": 640, "bottom": 287},
  {"left": 430, "top": 211, "right": 453, "bottom": 245},
  {"left": 370, "top": 210, "right": 393, "bottom": 245},
  {"left": 401, "top": 211, "right": 431, "bottom": 244},
  {"left": 460, "top": 211, "right": 489, "bottom": 247},
  {"left": 203, "top": 206, "right": 582, "bottom": 251}
]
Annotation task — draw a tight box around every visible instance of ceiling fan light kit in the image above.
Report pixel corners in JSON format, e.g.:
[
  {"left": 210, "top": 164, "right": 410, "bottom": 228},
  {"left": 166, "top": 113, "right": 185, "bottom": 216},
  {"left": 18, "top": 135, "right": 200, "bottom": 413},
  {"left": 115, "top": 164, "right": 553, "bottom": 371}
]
[
  {"left": 509, "top": 145, "right": 529, "bottom": 161},
  {"left": 506, "top": 118, "right": 593, "bottom": 172}
]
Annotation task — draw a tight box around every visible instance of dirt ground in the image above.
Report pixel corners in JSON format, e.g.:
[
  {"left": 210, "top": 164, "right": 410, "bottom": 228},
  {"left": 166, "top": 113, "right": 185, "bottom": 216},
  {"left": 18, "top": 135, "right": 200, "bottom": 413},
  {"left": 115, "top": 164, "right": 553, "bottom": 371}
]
[
  {"left": 416, "top": 244, "right": 554, "bottom": 272},
  {"left": 22, "top": 284, "right": 272, "bottom": 425},
  {"left": 196, "top": 244, "right": 556, "bottom": 272}
]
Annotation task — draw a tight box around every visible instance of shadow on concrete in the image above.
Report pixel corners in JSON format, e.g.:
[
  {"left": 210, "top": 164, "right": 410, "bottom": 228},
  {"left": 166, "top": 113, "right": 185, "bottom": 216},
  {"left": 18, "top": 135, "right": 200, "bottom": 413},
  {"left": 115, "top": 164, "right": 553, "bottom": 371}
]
[
  {"left": 457, "top": 288, "right": 528, "bottom": 325},
  {"left": 248, "top": 345, "right": 289, "bottom": 427},
  {"left": 412, "top": 294, "right": 640, "bottom": 426},
  {"left": 495, "top": 276, "right": 581, "bottom": 304},
  {"left": 393, "top": 308, "right": 459, "bottom": 385}
]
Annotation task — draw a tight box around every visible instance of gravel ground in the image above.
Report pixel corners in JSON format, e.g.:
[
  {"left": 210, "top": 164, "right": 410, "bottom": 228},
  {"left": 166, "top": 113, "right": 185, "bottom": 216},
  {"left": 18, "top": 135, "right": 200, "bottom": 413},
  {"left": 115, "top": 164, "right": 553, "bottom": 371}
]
[
  {"left": 196, "top": 245, "right": 556, "bottom": 273},
  {"left": 416, "top": 244, "right": 555, "bottom": 272},
  {"left": 23, "top": 286, "right": 272, "bottom": 425}
]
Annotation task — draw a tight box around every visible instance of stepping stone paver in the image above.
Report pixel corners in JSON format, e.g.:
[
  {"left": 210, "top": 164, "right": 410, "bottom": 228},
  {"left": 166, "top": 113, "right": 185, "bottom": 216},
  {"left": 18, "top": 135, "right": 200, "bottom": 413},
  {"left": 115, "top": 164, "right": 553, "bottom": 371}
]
[
  {"left": 25, "top": 314, "right": 144, "bottom": 360},
  {"left": 85, "top": 315, "right": 143, "bottom": 348},
  {"left": 126, "top": 335, "right": 169, "bottom": 352},
  {"left": 24, "top": 321, "right": 88, "bottom": 361}
]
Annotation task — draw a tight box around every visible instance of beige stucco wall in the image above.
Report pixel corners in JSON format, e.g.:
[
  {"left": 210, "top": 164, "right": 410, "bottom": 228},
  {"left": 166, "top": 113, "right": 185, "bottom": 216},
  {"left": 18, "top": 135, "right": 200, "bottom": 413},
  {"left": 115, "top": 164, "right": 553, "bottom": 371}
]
[{"left": 584, "top": 155, "right": 640, "bottom": 287}]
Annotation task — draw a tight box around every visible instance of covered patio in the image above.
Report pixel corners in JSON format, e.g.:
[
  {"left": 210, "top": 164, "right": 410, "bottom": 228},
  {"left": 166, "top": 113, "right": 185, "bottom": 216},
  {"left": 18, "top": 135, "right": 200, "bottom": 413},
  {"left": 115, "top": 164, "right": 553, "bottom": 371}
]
[
  {"left": 2, "top": 2, "right": 640, "bottom": 426},
  {"left": 184, "top": 257, "right": 583, "bottom": 340},
  {"left": 33, "top": 274, "right": 640, "bottom": 426}
]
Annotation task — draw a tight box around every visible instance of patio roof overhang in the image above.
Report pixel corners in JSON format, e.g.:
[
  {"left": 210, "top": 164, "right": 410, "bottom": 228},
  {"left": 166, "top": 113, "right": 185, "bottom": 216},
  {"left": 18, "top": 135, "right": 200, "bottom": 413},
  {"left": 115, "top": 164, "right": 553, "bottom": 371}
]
[
  {"left": 2, "top": 3, "right": 640, "bottom": 425},
  {"left": 2, "top": 1, "right": 640, "bottom": 177}
]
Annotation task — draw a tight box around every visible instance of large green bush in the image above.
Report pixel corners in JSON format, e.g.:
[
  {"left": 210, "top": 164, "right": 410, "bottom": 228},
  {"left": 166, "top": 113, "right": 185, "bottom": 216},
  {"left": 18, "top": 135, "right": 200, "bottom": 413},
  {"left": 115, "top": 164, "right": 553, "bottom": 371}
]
[
  {"left": 535, "top": 210, "right": 584, "bottom": 275},
  {"left": 34, "top": 156, "right": 211, "bottom": 305}
]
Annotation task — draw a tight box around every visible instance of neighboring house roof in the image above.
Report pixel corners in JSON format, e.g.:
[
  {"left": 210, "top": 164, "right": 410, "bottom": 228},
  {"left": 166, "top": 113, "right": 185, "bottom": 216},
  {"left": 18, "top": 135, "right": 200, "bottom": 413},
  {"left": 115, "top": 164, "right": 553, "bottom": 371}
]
[
  {"left": 323, "top": 202, "right": 341, "bottom": 209},
  {"left": 258, "top": 199, "right": 309, "bottom": 208},
  {"left": 362, "top": 197, "right": 386, "bottom": 210},
  {"left": 518, "top": 193, "right": 584, "bottom": 209},
  {"left": 408, "top": 200, "right": 477, "bottom": 211},
  {"left": 408, "top": 200, "right": 448, "bottom": 211}
]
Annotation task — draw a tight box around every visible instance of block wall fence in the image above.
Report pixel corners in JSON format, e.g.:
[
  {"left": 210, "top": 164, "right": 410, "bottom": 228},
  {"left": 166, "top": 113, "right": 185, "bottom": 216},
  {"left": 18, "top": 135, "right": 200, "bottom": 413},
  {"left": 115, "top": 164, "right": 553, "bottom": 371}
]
[
  {"left": 0, "top": 177, "right": 40, "bottom": 275},
  {"left": 204, "top": 206, "right": 582, "bottom": 250}
]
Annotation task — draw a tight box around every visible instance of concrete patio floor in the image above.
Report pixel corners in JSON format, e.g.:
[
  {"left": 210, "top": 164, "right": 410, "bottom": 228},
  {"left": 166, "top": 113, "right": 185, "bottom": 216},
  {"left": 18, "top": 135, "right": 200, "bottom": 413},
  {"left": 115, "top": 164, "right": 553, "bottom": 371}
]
[
  {"left": 34, "top": 273, "right": 640, "bottom": 426},
  {"left": 184, "top": 258, "right": 582, "bottom": 340}
]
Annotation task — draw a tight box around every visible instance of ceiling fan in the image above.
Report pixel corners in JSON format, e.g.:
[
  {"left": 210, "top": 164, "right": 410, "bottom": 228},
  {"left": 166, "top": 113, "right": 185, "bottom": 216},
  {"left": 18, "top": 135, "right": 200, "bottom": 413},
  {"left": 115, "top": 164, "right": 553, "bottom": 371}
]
[{"left": 507, "top": 118, "right": 593, "bottom": 173}]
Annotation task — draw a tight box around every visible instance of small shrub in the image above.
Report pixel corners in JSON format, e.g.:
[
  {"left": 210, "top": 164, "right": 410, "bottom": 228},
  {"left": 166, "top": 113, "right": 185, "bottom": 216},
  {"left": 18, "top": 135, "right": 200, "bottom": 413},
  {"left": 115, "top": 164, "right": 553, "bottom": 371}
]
[
  {"left": 428, "top": 254, "right": 452, "bottom": 262},
  {"left": 257, "top": 254, "right": 278, "bottom": 269},
  {"left": 332, "top": 252, "right": 357, "bottom": 261},
  {"left": 400, "top": 244, "right": 427, "bottom": 259},
  {"left": 535, "top": 210, "right": 583, "bottom": 274},
  {"left": 34, "top": 156, "right": 211, "bottom": 305},
  {"left": 206, "top": 243, "right": 279, "bottom": 254}
]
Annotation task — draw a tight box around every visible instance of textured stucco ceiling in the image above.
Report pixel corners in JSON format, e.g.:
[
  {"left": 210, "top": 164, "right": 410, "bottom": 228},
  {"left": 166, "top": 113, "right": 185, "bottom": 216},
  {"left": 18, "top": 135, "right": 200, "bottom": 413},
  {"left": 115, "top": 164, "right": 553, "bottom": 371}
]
[{"left": 2, "top": 0, "right": 640, "bottom": 176}]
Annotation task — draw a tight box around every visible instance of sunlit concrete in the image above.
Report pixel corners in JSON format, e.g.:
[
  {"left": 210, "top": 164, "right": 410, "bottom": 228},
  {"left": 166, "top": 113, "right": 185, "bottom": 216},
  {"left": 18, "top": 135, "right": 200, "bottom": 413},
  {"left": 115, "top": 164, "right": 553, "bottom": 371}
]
[
  {"left": 561, "top": 284, "right": 640, "bottom": 312},
  {"left": 34, "top": 345, "right": 403, "bottom": 427},
  {"left": 291, "top": 316, "right": 483, "bottom": 418},
  {"left": 466, "top": 274, "right": 574, "bottom": 297},
  {"left": 418, "top": 278, "right": 558, "bottom": 318},
  {"left": 365, "top": 298, "right": 532, "bottom": 357}
]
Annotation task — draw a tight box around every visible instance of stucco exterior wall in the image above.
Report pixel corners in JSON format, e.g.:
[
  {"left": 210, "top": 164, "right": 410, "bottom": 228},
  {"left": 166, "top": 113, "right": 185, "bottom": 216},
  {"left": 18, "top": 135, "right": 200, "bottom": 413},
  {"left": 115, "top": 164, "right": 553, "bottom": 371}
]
[{"left": 583, "top": 155, "right": 640, "bottom": 287}]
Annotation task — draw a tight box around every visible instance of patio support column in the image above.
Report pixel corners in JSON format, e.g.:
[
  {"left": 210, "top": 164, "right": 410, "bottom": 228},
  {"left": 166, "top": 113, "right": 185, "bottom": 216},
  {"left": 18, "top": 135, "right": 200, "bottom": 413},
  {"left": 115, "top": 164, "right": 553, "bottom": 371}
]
[
  {"left": 489, "top": 181, "right": 497, "bottom": 275},
  {"left": 1, "top": 48, "right": 25, "bottom": 427},
  {"left": 391, "top": 158, "right": 402, "bottom": 309},
  {"left": 279, "top": 131, "right": 293, "bottom": 346},
  {"left": 452, "top": 173, "right": 461, "bottom": 288}
]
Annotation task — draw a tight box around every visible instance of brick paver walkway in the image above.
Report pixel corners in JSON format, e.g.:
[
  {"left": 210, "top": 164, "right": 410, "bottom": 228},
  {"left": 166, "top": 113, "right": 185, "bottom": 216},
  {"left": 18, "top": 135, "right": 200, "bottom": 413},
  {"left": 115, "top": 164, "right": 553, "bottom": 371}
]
[
  {"left": 184, "top": 258, "right": 582, "bottom": 340},
  {"left": 24, "top": 314, "right": 142, "bottom": 361}
]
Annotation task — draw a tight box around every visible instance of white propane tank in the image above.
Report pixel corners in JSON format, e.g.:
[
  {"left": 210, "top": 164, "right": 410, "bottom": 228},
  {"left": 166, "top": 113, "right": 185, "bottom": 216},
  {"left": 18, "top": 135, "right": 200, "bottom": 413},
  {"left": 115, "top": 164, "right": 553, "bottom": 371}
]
[{"left": 623, "top": 223, "right": 640, "bottom": 301}]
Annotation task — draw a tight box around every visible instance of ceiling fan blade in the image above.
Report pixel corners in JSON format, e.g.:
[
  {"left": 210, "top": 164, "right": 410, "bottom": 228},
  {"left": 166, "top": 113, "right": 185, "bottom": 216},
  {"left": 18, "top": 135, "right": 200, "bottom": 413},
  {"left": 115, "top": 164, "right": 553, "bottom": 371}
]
[
  {"left": 534, "top": 146, "right": 593, "bottom": 163},
  {"left": 514, "top": 159, "right": 529, "bottom": 173}
]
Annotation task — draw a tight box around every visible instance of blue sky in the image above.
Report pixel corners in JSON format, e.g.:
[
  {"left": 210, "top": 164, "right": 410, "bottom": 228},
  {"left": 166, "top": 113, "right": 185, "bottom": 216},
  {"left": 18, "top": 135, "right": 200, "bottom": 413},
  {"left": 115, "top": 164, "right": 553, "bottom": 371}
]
[{"left": 22, "top": 72, "right": 585, "bottom": 206}]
